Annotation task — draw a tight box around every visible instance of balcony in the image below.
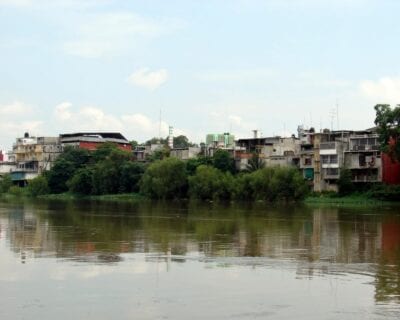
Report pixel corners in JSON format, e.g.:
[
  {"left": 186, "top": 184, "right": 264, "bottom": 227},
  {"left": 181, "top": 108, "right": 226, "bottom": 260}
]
[
  {"left": 320, "top": 142, "right": 338, "bottom": 155},
  {"left": 352, "top": 175, "right": 379, "bottom": 183}
]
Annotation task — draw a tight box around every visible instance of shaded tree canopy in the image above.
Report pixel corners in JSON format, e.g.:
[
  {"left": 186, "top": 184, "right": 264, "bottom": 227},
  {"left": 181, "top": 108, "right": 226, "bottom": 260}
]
[
  {"left": 374, "top": 104, "right": 400, "bottom": 161},
  {"left": 173, "top": 135, "right": 196, "bottom": 148},
  {"left": 212, "top": 149, "right": 236, "bottom": 174},
  {"left": 245, "top": 153, "right": 265, "bottom": 172}
]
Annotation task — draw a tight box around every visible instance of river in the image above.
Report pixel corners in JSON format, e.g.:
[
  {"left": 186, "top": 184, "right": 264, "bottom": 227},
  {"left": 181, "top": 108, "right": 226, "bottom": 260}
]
[{"left": 0, "top": 199, "right": 399, "bottom": 319}]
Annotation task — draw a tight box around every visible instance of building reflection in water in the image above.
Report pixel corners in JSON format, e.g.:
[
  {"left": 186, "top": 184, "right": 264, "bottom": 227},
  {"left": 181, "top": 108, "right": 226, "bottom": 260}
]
[{"left": 0, "top": 200, "right": 399, "bottom": 303}]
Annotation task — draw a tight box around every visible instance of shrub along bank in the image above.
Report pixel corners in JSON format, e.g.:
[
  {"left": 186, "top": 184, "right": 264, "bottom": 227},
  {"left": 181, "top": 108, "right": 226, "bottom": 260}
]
[
  {"left": 0, "top": 145, "right": 310, "bottom": 202},
  {"left": 3, "top": 144, "right": 398, "bottom": 202}
]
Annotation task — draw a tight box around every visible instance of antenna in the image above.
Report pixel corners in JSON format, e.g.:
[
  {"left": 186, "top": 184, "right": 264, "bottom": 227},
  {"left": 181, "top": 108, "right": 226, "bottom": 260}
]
[
  {"left": 329, "top": 108, "right": 336, "bottom": 131},
  {"left": 336, "top": 99, "right": 339, "bottom": 130},
  {"left": 158, "top": 108, "right": 162, "bottom": 143}
]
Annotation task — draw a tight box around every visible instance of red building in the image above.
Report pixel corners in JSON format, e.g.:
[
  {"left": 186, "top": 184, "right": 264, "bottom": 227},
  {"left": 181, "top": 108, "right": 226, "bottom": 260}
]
[
  {"left": 60, "top": 132, "right": 132, "bottom": 152},
  {"left": 382, "top": 153, "right": 400, "bottom": 184},
  {"left": 0, "top": 150, "right": 3, "bottom": 162}
]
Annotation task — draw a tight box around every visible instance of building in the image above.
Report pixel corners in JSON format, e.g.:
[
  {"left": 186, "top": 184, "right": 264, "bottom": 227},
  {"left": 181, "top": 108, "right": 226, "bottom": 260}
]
[
  {"left": 170, "top": 147, "right": 201, "bottom": 160},
  {"left": 206, "top": 133, "right": 235, "bottom": 149},
  {"left": 344, "top": 130, "right": 382, "bottom": 184},
  {"left": 132, "top": 144, "right": 165, "bottom": 161},
  {"left": 10, "top": 133, "right": 62, "bottom": 185},
  {"left": 60, "top": 132, "right": 132, "bottom": 152},
  {"left": 235, "top": 134, "right": 299, "bottom": 171}
]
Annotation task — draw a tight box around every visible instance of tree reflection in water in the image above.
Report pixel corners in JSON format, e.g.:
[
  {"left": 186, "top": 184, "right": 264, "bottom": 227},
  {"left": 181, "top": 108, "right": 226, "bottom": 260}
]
[{"left": 1, "top": 198, "right": 400, "bottom": 304}]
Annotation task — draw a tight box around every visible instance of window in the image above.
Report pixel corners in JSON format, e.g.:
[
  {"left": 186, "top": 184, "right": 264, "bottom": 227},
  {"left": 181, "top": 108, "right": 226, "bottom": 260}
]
[
  {"left": 325, "top": 168, "right": 338, "bottom": 176},
  {"left": 304, "top": 158, "right": 312, "bottom": 165}
]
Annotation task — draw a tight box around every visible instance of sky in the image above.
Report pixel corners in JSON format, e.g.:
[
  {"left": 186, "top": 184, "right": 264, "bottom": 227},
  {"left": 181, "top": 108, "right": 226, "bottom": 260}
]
[{"left": 1, "top": 0, "right": 400, "bottom": 151}]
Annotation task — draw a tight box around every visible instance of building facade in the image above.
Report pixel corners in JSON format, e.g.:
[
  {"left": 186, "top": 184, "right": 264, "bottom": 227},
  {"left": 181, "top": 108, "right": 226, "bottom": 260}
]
[{"left": 60, "top": 132, "right": 132, "bottom": 152}]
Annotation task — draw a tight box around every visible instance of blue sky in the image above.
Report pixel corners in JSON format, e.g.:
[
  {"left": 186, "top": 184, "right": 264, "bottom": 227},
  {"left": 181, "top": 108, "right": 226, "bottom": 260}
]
[{"left": 1, "top": 0, "right": 400, "bottom": 151}]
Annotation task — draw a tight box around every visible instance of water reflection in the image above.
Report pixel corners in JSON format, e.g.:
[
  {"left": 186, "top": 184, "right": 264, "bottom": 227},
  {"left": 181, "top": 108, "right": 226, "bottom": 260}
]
[{"left": 1, "top": 199, "right": 400, "bottom": 305}]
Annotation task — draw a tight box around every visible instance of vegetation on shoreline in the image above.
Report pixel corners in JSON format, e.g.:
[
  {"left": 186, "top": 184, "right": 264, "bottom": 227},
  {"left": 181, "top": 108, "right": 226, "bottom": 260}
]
[
  {"left": 1, "top": 101, "right": 400, "bottom": 204},
  {"left": 0, "top": 143, "right": 309, "bottom": 202}
]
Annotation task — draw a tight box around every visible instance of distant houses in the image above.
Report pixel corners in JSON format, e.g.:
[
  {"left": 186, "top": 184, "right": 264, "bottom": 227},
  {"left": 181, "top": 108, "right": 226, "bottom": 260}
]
[
  {"left": 0, "top": 132, "right": 131, "bottom": 186},
  {"left": 1, "top": 126, "right": 400, "bottom": 191}
]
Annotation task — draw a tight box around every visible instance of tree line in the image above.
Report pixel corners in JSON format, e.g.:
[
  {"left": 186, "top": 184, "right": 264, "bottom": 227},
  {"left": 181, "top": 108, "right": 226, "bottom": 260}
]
[{"left": 0, "top": 143, "right": 308, "bottom": 202}]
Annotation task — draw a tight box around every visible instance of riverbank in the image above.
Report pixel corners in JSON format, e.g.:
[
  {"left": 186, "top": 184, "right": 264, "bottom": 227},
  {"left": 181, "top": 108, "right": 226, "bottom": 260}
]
[
  {"left": 304, "top": 193, "right": 393, "bottom": 206},
  {"left": 0, "top": 192, "right": 146, "bottom": 203}
]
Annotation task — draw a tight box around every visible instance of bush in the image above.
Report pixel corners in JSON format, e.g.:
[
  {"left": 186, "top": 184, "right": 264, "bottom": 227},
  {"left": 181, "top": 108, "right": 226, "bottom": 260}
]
[
  {"left": 213, "top": 149, "right": 236, "bottom": 174},
  {"left": 8, "top": 185, "right": 23, "bottom": 196},
  {"left": 119, "top": 162, "right": 145, "bottom": 193},
  {"left": 67, "top": 168, "right": 94, "bottom": 195},
  {"left": 47, "top": 147, "right": 90, "bottom": 194},
  {"left": 91, "top": 149, "right": 132, "bottom": 195},
  {"left": 368, "top": 184, "right": 400, "bottom": 201},
  {"left": 0, "top": 174, "right": 13, "bottom": 193},
  {"left": 26, "top": 176, "right": 49, "bottom": 197},
  {"left": 235, "top": 167, "right": 308, "bottom": 202},
  {"left": 338, "top": 168, "right": 354, "bottom": 196},
  {"left": 140, "top": 158, "right": 188, "bottom": 199},
  {"left": 188, "top": 165, "right": 234, "bottom": 200}
]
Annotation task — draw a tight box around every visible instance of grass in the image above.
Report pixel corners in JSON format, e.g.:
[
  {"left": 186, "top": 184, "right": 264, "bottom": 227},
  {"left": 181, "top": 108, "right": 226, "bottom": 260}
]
[
  {"left": 37, "top": 192, "right": 146, "bottom": 203},
  {"left": 304, "top": 192, "right": 388, "bottom": 206}
]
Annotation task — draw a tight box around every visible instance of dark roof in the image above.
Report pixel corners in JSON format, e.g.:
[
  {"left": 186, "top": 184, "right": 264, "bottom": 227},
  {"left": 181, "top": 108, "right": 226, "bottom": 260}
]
[{"left": 60, "top": 132, "right": 128, "bottom": 140}]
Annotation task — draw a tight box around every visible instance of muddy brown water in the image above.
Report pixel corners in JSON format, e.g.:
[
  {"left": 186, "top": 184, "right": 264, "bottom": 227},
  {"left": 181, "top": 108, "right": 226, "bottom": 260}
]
[{"left": 0, "top": 199, "right": 399, "bottom": 319}]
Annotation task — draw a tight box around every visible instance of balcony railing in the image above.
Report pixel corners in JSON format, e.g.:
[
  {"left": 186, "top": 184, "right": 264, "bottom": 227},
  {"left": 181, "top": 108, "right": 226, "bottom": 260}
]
[
  {"left": 320, "top": 142, "right": 336, "bottom": 150},
  {"left": 352, "top": 176, "right": 379, "bottom": 182}
]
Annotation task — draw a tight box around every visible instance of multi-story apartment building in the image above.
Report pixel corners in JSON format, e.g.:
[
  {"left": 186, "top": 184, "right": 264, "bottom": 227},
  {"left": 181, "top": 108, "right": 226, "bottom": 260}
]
[
  {"left": 344, "top": 131, "right": 382, "bottom": 183},
  {"left": 235, "top": 134, "right": 299, "bottom": 171},
  {"left": 297, "top": 126, "right": 399, "bottom": 191},
  {"left": 10, "top": 133, "right": 62, "bottom": 185}
]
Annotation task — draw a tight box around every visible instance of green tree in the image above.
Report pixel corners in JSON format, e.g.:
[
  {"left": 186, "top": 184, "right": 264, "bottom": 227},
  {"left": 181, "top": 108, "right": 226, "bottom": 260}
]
[
  {"left": 0, "top": 174, "right": 13, "bottom": 193},
  {"left": 374, "top": 104, "right": 400, "bottom": 161},
  {"left": 140, "top": 158, "right": 188, "bottom": 199},
  {"left": 144, "top": 137, "right": 167, "bottom": 146},
  {"left": 26, "top": 176, "right": 50, "bottom": 197},
  {"left": 92, "top": 148, "right": 132, "bottom": 195},
  {"left": 188, "top": 165, "right": 234, "bottom": 200},
  {"left": 91, "top": 142, "right": 120, "bottom": 162},
  {"left": 213, "top": 149, "right": 236, "bottom": 174},
  {"left": 186, "top": 156, "right": 213, "bottom": 175},
  {"left": 245, "top": 153, "right": 265, "bottom": 172},
  {"left": 269, "top": 167, "right": 308, "bottom": 201},
  {"left": 337, "top": 168, "right": 354, "bottom": 196},
  {"left": 47, "top": 158, "right": 77, "bottom": 193},
  {"left": 130, "top": 140, "right": 139, "bottom": 149},
  {"left": 47, "top": 147, "right": 90, "bottom": 194},
  {"left": 173, "top": 135, "right": 195, "bottom": 148},
  {"left": 119, "top": 162, "right": 145, "bottom": 193},
  {"left": 148, "top": 148, "right": 170, "bottom": 162},
  {"left": 67, "top": 168, "right": 94, "bottom": 195}
]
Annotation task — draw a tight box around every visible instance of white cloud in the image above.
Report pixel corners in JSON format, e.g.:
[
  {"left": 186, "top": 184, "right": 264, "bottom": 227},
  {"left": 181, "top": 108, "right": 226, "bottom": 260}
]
[
  {"left": 0, "top": 101, "right": 41, "bottom": 150},
  {"left": 360, "top": 77, "right": 400, "bottom": 104},
  {"left": 0, "top": 101, "right": 32, "bottom": 115},
  {"left": 54, "top": 102, "right": 72, "bottom": 121},
  {"left": 127, "top": 68, "right": 168, "bottom": 90},
  {"left": 63, "top": 13, "right": 177, "bottom": 58},
  {"left": 0, "top": 0, "right": 31, "bottom": 6},
  {"left": 52, "top": 102, "right": 189, "bottom": 142},
  {"left": 53, "top": 102, "right": 123, "bottom": 132}
]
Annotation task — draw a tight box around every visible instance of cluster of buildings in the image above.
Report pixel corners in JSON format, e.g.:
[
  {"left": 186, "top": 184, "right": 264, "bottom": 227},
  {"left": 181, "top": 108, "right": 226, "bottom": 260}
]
[
  {"left": 1, "top": 125, "right": 400, "bottom": 191},
  {"left": 0, "top": 132, "right": 132, "bottom": 186}
]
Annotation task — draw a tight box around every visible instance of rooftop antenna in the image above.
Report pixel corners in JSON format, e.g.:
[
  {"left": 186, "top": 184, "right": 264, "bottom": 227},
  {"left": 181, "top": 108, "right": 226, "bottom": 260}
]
[
  {"left": 329, "top": 108, "right": 336, "bottom": 131},
  {"left": 336, "top": 98, "right": 339, "bottom": 130},
  {"left": 158, "top": 108, "right": 162, "bottom": 143}
]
